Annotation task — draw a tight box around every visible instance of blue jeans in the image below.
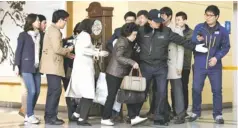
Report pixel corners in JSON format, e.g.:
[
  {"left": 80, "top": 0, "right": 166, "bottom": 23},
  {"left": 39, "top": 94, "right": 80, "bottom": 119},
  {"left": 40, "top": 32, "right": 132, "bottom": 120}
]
[
  {"left": 22, "top": 72, "right": 41, "bottom": 117},
  {"left": 192, "top": 68, "right": 222, "bottom": 119}
]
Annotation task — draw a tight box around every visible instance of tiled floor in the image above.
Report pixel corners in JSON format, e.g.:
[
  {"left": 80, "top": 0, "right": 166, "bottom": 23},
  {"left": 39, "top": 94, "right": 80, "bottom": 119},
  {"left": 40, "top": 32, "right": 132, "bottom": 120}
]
[{"left": 0, "top": 107, "right": 237, "bottom": 128}]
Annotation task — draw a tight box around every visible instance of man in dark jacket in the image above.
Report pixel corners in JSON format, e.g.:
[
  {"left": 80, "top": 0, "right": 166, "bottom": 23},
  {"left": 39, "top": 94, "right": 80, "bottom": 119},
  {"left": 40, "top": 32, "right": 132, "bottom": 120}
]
[
  {"left": 106, "top": 11, "right": 136, "bottom": 53},
  {"left": 136, "top": 9, "right": 208, "bottom": 126},
  {"left": 188, "top": 5, "right": 230, "bottom": 124}
]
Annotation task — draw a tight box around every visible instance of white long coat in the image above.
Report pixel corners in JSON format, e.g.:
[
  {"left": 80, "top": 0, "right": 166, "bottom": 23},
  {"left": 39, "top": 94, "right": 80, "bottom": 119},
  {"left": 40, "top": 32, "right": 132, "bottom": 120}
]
[
  {"left": 167, "top": 23, "right": 184, "bottom": 79},
  {"left": 65, "top": 31, "right": 97, "bottom": 99}
]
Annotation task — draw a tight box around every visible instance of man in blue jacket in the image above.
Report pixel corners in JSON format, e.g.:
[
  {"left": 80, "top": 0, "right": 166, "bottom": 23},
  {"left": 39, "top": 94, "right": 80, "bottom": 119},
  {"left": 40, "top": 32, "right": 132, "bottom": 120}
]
[{"left": 188, "top": 5, "right": 230, "bottom": 124}]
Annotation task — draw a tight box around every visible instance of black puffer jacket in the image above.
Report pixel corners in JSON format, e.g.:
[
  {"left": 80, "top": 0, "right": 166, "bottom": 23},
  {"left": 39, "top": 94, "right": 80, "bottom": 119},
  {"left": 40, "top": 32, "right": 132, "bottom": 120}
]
[{"left": 138, "top": 24, "right": 196, "bottom": 66}]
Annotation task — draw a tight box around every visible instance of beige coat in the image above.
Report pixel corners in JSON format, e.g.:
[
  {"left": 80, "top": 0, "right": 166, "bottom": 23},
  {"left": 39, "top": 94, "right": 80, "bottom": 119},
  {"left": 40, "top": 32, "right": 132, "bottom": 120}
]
[
  {"left": 40, "top": 24, "right": 71, "bottom": 77},
  {"left": 167, "top": 23, "right": 184, "bottom": 79},
  {"left": 65, "top": 31, "right": 98, "bottom": 99}
]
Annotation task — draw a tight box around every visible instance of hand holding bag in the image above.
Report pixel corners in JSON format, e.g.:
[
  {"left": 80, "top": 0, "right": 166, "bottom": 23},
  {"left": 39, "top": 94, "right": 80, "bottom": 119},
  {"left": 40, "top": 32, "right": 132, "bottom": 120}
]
[{"left": 120, "top": 68, "right": 146, "bottom": 92}]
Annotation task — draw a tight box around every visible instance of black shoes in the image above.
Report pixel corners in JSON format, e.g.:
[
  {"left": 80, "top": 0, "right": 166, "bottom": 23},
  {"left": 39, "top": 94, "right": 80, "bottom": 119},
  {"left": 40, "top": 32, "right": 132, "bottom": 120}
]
[
  {"left": 77, "top": 120, "right": 92, "bottom": 126},
  {"left": 174, "top": 118, "right": 185, "bottom": 124},
  {"left": 154, "top": 120, "right": 169, "bottom": 126},
  {"left": 45, "top": 117, "right": 65, "bottom": 125}
]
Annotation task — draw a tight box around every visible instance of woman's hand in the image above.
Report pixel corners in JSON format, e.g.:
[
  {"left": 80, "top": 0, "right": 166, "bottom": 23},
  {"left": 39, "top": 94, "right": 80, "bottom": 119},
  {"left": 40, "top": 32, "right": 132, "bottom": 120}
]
[
  {"left": 99, "top": 51, "right": 109, "bottom": 57},
  {"left": 133, "top": 62, "right": 139, "bottom": 69},
  {"left": 15, "top": 66, "right": 19, "bottom": 76}
]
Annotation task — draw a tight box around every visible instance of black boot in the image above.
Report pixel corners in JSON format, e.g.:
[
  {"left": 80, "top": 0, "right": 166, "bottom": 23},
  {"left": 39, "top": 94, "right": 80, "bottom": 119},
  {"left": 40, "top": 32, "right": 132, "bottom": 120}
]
[
  {"left": 77, "top": 120, "right": 92, "bottom": 126},
  {"left": 154, "top": 120, "right": 169, "bottom": 126},
  {"left": 174, "top": 111, "right": 185, "bottom": 124}
]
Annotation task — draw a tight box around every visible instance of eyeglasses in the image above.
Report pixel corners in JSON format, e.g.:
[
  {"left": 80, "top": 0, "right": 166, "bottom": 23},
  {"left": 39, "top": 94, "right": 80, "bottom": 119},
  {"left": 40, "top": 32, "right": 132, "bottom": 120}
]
[{"left": 204, "top": 13, "right": 215, "bottom": 17}]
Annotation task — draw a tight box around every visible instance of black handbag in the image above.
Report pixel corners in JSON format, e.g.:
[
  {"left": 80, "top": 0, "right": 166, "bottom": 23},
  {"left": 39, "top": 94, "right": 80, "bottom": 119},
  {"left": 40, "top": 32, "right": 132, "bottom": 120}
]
[{"left": 117, "top": 89, "right": 146, "bottom": 104}]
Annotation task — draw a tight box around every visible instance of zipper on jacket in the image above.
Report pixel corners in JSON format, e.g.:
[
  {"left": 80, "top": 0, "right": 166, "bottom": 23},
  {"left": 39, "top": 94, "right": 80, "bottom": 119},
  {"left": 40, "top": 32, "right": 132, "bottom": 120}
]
[
  {"left": 149, "top": 30, "right": 155, "bottom": 55},
  {"left": 205, "top": 35, "right": 212, "bottom": 69},
  {"left": 201, "top": 27, "right": 212, "bottom": 69},
  {"left": 212, "top": 36, "right": 216, "bottom": 47}
]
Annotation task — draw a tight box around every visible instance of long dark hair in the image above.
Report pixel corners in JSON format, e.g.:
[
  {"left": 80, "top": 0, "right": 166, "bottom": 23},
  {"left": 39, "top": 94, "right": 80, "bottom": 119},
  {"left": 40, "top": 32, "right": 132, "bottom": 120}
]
[
  {"left": 24, "top": 13, "right": 38, "bottom": 32},
  {"left": 78, "top": 19, "right": 95, "bottom": 34},
  {"left": 73, "top": 22, "right": 81, "bottom": 35}
]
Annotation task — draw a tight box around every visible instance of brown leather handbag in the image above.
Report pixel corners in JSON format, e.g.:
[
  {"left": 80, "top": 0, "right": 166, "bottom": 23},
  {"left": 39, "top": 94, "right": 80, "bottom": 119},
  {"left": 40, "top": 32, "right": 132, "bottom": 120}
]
[{"left": 120, "top": 68, "right": 146, "bottom": 92}]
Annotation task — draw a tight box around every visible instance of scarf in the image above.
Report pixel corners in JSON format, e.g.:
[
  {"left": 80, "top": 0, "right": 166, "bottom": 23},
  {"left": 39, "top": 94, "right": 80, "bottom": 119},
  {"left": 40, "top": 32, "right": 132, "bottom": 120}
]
[{"left": 27, "top": 30, "right": 40, "bottom": 68}]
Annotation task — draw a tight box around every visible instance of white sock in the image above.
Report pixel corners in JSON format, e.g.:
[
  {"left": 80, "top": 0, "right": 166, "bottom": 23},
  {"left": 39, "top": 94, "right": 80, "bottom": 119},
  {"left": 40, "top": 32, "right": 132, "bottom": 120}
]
[
  {"left": 73, "top": 112, "right": 80, "bottom": 118},
  {"left": 78, "top": 118, "right": 83, "bottom": 121}
]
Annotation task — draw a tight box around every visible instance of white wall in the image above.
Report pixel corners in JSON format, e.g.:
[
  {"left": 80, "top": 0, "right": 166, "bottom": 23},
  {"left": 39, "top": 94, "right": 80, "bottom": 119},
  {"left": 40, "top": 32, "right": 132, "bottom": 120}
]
[{"left": 233, "top": 1, "right": 238, "bottom": 121}]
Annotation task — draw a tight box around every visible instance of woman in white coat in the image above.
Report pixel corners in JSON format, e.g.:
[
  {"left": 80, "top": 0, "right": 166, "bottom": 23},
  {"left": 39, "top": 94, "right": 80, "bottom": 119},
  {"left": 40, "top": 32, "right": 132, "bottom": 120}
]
[{"left": 65, "top": 19, "right": 108, "bottom": 126}]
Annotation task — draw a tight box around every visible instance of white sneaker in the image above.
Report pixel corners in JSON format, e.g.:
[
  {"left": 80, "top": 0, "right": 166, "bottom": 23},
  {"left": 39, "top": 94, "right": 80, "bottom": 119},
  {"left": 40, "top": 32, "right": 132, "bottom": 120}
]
[
  {"left": 24, "top": 115, "right": 28, "bottom": 122},
  {"left": 131, "top": 116, "right": 147, "bottom": 126},
  {"left": 101, "top": 119, "right": 114, "bottom": 126},
  {"left": 27, "top": 115, "right": 40, "bottom": 124}
]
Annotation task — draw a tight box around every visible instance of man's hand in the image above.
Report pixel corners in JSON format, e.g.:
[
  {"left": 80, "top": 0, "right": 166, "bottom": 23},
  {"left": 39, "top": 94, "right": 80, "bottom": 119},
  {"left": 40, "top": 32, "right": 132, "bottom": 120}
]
[
  {"left": 66, "top": 53, "right": 75, "bottom": 59},
  {"left": 209, "top": 57, "right": 217, "bottom": 67},
  {"left": 195, "top": 44, "right": 208, "bottom": 53},
  {"left": 176, "top": 69, "right": 182, "bottom": 75},
  {"left": 197, "top": 35, "right": 204, "bottom": 42},
  {"left": 68, "top": 46, "right": 74, "bottom": 52}
]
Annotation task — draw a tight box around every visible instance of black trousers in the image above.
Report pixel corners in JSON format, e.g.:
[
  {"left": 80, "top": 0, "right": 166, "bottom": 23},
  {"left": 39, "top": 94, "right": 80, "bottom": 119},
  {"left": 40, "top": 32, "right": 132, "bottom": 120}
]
[
  {"left": 75, "top": 98, "right": 93, "bottom": 120},
  {"left": 102, "top": 73, "right": 122, "bottom": 119},
  {"left": 149, "top": 79, "right": 156, "bottom": 114},
  {"left": 45, "top": 74, "right": 62, "bottom": 120},
  {"left": 127, "top": 103, "right": 142, "bottom": 119},
  {"left": 181, "top": 69, "right": 191, "bottom": 111},
  {"left": 62, "top": 77, "right": 77, "bottom": 119}
]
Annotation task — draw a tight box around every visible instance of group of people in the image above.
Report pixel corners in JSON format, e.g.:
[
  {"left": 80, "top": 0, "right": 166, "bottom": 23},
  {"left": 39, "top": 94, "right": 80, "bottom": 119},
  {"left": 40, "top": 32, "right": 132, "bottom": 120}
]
[{"left": 14, "top": 4, "right": 230, "bottom": 127}]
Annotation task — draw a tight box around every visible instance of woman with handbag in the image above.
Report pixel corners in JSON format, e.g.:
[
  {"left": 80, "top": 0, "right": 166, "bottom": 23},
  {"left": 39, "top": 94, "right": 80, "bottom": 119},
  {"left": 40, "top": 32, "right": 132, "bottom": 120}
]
[
  {"left": 65, "top": 19, "right": 109, "bottom": 126},
  {"left": 101, "top": 22, "right": 147, "bottom": 126}
]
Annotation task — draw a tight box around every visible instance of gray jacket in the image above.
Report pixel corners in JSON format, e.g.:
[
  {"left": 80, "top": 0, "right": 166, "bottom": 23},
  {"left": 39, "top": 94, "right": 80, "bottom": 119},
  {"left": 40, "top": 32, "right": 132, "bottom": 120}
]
[
  {"left": 106, "top": 36, "right": 136, "bottom": 78},
  {"left": 167, "top": 23, "right": 184, "bottom": 79}
]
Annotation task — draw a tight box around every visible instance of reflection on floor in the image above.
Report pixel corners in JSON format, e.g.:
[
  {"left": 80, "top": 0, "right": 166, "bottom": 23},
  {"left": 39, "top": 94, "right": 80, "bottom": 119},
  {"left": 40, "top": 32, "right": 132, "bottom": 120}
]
[{"left": 0, "top": 107, "right": 237, "bottom": 128}]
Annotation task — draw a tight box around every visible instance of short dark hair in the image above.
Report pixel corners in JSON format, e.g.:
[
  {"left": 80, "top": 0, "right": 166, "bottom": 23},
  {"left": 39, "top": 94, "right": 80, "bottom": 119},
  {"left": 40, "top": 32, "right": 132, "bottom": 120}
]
[
  {"left": 124, "top": 11, "right": 136, "bottom": 20},
  {"left": 73, "top": 22, "right": 81, "bottom": 35},
  {"left": 137, "top": 10, "right": 149, "bottom": 18},
  {"left": 120, "top": 22, "right": 138, "bottom": 37},
  {"left": 52, "top": 9, "right": 69, "bottom": 23},
  {"left": 38, "top": 14, "right": 46, "bottom": 22},
  {"left": 160, "top": 7, "right": 173, "bottom": 20},
  {"left": 24, "top": 13, "right": 38, "bottom": 32},
  {"left": 78, "top": 19, "right": 95, "bottom": 34},
  {"left": 205, "top": 5, "right": 220, "bottom": 16},
  {"left": 175, "top": 11, "right": 187, "bottom": 20}
]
